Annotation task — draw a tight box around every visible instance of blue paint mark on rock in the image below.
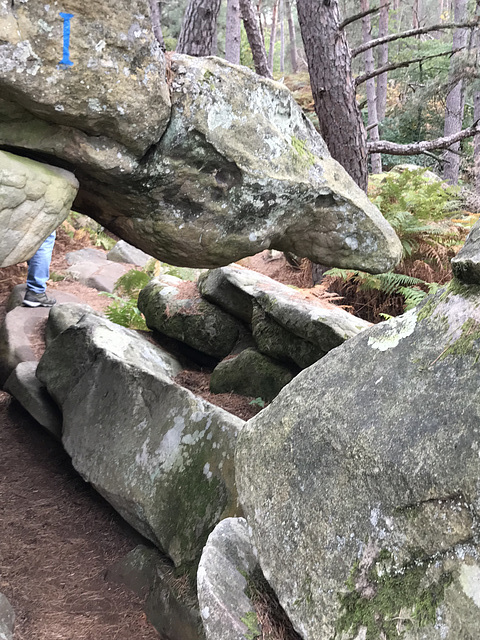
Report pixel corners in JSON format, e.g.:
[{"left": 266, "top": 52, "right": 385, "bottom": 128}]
[{"left": 59, "top": 12, "right": 74, "bottom": 67}]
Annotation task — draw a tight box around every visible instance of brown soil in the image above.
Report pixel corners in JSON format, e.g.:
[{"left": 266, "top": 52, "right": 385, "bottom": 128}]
[{"left": 0, "top": 391, "right": 160, "bottom": 640}]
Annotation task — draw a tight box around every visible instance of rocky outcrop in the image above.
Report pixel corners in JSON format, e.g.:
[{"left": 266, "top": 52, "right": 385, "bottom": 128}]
[
  {"left": 37, "top": 313, "right": 243, "bottom": 570},
  {"left": 0, "top": 0, "right": 170, "bottom": 156},
  {"left": 197, "top": 518, "right": 260, "bottom": 640},
  {"left": 236, "top": 279, "right": 480, "bottom": 639},
  {"left": 107, "top": 240, "right": 151, "bottom": 267},
  {"left": 451, "top": 218, "right": 480, "bottom": 284},
  {"left": 0, "top": 593, "right": 14, "bottom": 640},
  {"left": 0, "top": 151, "right": 78, "bottom": 267}
]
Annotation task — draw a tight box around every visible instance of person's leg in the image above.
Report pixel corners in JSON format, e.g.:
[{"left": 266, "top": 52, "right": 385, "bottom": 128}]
[{"left": 24, "top": 232, "right": 57, "bottom": 307}]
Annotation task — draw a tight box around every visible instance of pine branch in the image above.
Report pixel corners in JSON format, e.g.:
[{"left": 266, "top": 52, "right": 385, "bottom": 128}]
[
  {"left": 355, "top": 48, "right": 462, "bottom": 86},
  {"left": 338, "top": 4, "right": 389, "bottom": 31},
  {"left": 367, "top": 122, "right": 480, "bottom": 156},
  {"left": 352, "top": 18, "right": 480, "bottom": 57}
]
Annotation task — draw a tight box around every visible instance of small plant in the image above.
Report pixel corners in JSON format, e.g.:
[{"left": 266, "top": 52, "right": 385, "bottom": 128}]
[
  {"left": 102, "top": 266, "right": 155, "bottom": 331},
  {"left": 249, "top": 397, "right": 266, "bottom": 409}
]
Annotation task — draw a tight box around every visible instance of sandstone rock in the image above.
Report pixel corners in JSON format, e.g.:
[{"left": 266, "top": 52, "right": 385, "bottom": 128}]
[
  {"left": 0, "top": 151, "right": 78, "bottom": 267},
  {"left": 108, "top": 545, "right": 205, "bottom": 640},
  {"left": 6, "top": 284, "right": 80, "bottom": 312},
  {"left": 65, "top": 247, "right": 130, "bottom": 292},
  {"left": 37, "top": 313, "right": 243, "bottom": 569},
  {"left": 199, "top": 264, "right": 370, "bottom": 355},
  {"left": 107, "top": 240, "right": 151, "bottom": 267},
  {"left": 45, "top": 302, "right": 104, "bottom": 345},
  {"left": 236, "top": 279, "right": 480, "bottom": 639},
  {"left": 197, "top": 518, "right": 260, "bottom": 640},
  {"left": 0, "top": 0, "right": 170, "bottom": 156},
  {"left": 451, "top": 218, "right": 480, "bottom": 284},
  {"left": 138, "top": 278, "right": 244, "bottom": 360},
  {"left": 4, "top": 361, "right": 62, "bottom": 439},
  {"left": 0, "top": 593, "right": 14, "bottom": 640},
  {"left": 210, "top": 349, "right": 294, "bottom": 401}
]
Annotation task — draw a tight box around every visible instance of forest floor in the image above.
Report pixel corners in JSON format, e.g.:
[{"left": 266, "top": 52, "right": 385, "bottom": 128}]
[{"left": 0, "top": 228, "right": 323, "bottom": 639}]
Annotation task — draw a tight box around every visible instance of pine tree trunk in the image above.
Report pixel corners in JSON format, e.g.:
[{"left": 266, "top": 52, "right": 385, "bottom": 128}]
[
  {"left": 362, "top": 0, "right": 382, "bottom": 174},
  {"left": 268, "top": 0, "right": 279, "bottom": 73},
  {"left": 286, "top": 0, "right": 298, "bottom": 73},
  {"left": 148, "top": 0, "right": 165, "bottom": 50},
  {"left": 240, "top": 0, "right": 272, "bottom": 77},
  {"left": 376, "top": 0, "right": 389, "bottom": 122},
  {"left": 176, "top": 0, "right": 222, "bottom": 56},
  {"left": 443, "top": 0, "right": 469, "bottom": 184},
  {"left": 226, "top": 0, "right": 242, "bottom": 64},
  {"left": 296, "top": 0, "right": 368, "bottom": 190},
  {"left": 280, "top": 0, "right": 285, "bottom": 73}
]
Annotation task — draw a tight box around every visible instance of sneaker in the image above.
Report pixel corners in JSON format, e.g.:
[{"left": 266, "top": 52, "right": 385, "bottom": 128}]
[{"left": 23, "top": 290, "right": 57, "bottom": 308}]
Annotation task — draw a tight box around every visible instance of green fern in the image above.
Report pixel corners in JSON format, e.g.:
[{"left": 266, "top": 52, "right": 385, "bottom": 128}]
[
  {"left": 113, "top": 269, "right": 151, "bottom": 298},
  {"left": 102, "top": 293, "right": 148, "bottom": 331}
]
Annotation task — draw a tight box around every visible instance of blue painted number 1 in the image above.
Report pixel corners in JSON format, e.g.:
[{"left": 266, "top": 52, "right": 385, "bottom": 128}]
[{"left": 59, "top": 12, "right": 74, "bottom": 66}]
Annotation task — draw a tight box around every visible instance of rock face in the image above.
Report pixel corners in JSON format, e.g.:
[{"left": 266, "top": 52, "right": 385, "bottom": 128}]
[
  {"left": 37, "top": 313, "right": 243, "bottom": 569},
  {"left": 0, "top": 0, "right": 170, "bottom": 156},
  {"left": 451, "top": 218, "right": 480, "bottom": 284},
  {"left": 0, "top": 593, "right": 14, "bottom": 640},
  {"left": 236, "top": 279, "right": 480, "bottom": 640},
  {"left": 0, "top": 151, "right": 78, "bottom": 267},
  {"left": 197, "top": 518, "right": 260, "bottom": 640}
]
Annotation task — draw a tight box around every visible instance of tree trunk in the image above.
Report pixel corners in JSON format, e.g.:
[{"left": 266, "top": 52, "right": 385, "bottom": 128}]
[
  {"left": 176, "top": 0, "right": 222, "bottom": 56},
  {"left": 362, "top": 0, "right": 382, "bottom": 175},
  {"left": 268, "top": 0, "right": 279, "bottom": 73},
  {"left": 240, "top": 0, "right": 272, "bottom": 77},
  {"left": 225, "top": 0, "right": 242, "bottom": 64},
  {"left": 286, "top": 0, "right": 298, "bottom": 73},
  {"left": 280, "top": 0, "right": 285, "bottom": 73},
  {"left": 148, "top": 0, "right": 165, "bottom": 50},
  {"left": 443, "top": 0, "right": 469, "bottom": 184},
  {"left": 376, "top": 0, "right": 389, "bottom": 122},
  {"left": 296, "top": 0, "right": 368, "bottom": 191}
]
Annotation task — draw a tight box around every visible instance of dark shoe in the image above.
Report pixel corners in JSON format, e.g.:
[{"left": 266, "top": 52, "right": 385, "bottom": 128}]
[{"left": 23, "top": 290, "right": 57, "bottom": 308}]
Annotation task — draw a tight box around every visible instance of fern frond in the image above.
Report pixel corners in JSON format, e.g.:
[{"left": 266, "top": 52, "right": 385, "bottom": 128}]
[{"left": 114, "top": 269, "right": 151, "bottom": 298}]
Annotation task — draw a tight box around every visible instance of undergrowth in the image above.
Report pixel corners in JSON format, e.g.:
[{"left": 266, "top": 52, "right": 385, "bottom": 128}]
[{"left": 102, "top": 264, "right": 156, "bottom": 330}]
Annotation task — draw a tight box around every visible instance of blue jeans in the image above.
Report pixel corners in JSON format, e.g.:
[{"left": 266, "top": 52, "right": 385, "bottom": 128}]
[{"left": 26, "top": 231, "right": 56, "bottom": 294}]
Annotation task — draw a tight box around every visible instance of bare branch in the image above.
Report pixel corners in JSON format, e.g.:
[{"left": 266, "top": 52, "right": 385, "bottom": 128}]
[
  {"left": 368, "top": 122, "right": 480, "bottom": 155},
  {"left": 338, "top": 4, "right": 388, "bottom": 31},
  {"left": 352, "top": 18, "right": 480, "bottom": 57},
  {"left": 355, "top": 48, "right": 462, "bottom": 86}
]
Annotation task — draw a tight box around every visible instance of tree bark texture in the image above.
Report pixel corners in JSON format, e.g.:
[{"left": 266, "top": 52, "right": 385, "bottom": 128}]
[
  {"left": 148, "top": 0, "right": 165, "bottom": 50},
  {"left": 286, "top": 0, "right": 298, "bottom": 72},
  {"left": 280, "top": 0, "right": 285, "bottom": 72},
  {"left": 296, "top": 0, "right": 368, "bottom": 190},
  {"left": 268, "top": 0, "right": 279, "bottom": 72},
  {"left": 443, "top": 0, "right": 469, "bottom": 184},
  {"left": 362, "top": 0, "right": 382, "bottom": 174},
  {"left": 475, "top": 91, "right": 480, "bottom": 196},
  {"left": 176, "top": 0, "right": 222, "bottom": 56},
  {"left": 225, "top": 0, "right": 242, "bottom": 64},
  {"left": 240, "top": 0, "right": 272, "bottom": 77},
  {"left": 376, "top": 0, "right": 389, "bottom": 122}
]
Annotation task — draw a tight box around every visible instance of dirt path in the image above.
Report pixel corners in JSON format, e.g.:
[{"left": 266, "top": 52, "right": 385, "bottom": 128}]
[{"left": 0, "top": 391, "right": 161, "bottom": 640}]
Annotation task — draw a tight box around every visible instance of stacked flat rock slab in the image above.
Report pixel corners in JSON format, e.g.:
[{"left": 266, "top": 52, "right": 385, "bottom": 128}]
[
  {"left": 107, "top": 240, "right": 152, "bottom": 267},
  {"left": 197, "top": 518, "right": 260, "bottom": 640},
  {"left": 236, "top": 279, "right": 480, "bottom": 639},
  {"left": 138, "top": 277, "right": 245, "bottom": 360},
  {"left": 0, "top": 151, "right": 78, "bottom": 267},
  {"left": 199, "top": 264, "right": 371, "bottom": 365},
  {"left": 37, "top": 313, "right": 244, "bottom": 569},
  {"left": 65, "top": 248, "right": 130, "bottom": 293}
]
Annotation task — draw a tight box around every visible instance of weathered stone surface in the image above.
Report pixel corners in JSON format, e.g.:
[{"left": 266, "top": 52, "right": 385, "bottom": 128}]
[
  {"left": 138, "top": 278, "right": 244, "bottom": 360},
  {"left": 451, "top": 218, "right": 480, "bottom": 284},
  {"left": 0, "top": 593, "right": 14, "bottom": 640},
  {"left": 0, "top": 151, "right": 78, "bottom": 267},
  {"left": 210, "top": 349, "right": 294, "bottom": 401},
  {"left": 0, "top": 0, "right": 170, "bottom": 156},
  {"left": 107, "top": 240, "right": 151, "bottom": 267},
  {"left": 65, "top": 247, "right": 129, "bottom": 293},
  {"left": 37, "top": 313, "right": 243, "bottom": 569},
  {"left": 200, "top": 265, "right": 370, "bottom": 355},
  {"left": 6, "top": 283, "right": 80, "bottom": 312},
  {"left": 108, "top": 545, "right": 205, "bottom": 640},
  {"left": 45, "top": 302, "right": 104, "bottom": 345},
  {"left": 4, "top": 361, "right": 62, "bottom": 439},
  {"left": 237, "top": 280, "right": 480, "bottom": 640},
  {"left": 198, "top": 518, "right": 260, "bottom": 640}
]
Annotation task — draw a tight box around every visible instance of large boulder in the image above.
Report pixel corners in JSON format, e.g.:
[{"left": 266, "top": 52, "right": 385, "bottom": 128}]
[
  {"left": 451, "top": 217, "right": 480, "bottom": 284},
  {"left": 236, "top": 279, "right": 480, "bottom": 640},
  {"left": 37, "top": 313, "right": 244, "bottom": 570},
  {"left": 0, "top": 0, "right": 170, "bottom": 156},
  {"left": 0, "top": 151, "right": 78, "bottom": 267}
]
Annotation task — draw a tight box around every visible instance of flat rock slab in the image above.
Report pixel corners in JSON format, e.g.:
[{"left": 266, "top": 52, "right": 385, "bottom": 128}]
[
  {"left": 451, "top": 218, "right": 480, "bottom": 284},
  {"left": 0, "top": 150, "right": 78, "bottom": 267},
  {"left": 6, "top": 284, "right": 80, "bottom": 312},
  {"left": 66, "top": 258, "right": 129, "bottom": 293},
  {"left": 4, "top": 361, "right": 62, "bottom": 439},
  {"left": 37, "top": 313, "right": 242, "bottom": 569},
  {"left": 0, "top": 593, "right": 14, "bottom": 640},
  {"left": 198, "top": 518, "right": 259, "bottom": 640},
  {"left": 107, "top": 240, "right": 152, "bottom": 267},
  {"left": 236, "top": 279, "right": 480, "bottom": 639}
]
